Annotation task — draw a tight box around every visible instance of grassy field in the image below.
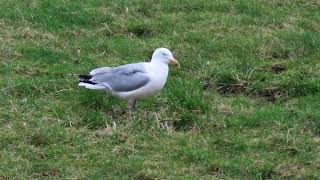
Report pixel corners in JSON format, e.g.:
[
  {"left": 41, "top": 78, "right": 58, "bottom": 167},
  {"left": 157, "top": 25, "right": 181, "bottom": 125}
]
[{"left": 1, "top": 0, "right": 320, "bottom": 178}]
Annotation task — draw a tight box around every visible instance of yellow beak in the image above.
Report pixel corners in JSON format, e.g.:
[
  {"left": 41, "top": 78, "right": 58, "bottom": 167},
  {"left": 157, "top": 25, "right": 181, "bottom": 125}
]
[{"left": 169, "top": 58, "right": 180, "bottom": 68}]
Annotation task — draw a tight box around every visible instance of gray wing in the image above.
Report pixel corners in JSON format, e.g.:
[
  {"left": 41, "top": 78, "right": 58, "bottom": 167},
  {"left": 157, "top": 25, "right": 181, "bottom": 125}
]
[{"left": 90, "top": 63, "right": 150, "bottom": 92}]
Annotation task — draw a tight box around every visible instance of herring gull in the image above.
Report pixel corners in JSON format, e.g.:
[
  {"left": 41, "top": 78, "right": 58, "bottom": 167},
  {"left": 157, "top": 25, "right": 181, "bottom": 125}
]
[{"left": 78, "top": 48, "right": 180, "bottom": 126}]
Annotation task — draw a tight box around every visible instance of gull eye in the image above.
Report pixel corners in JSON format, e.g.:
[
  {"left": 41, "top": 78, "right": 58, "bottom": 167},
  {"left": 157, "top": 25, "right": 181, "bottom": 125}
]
[{"left": 162, "top": 53, "right": 166, "bottom": 56}]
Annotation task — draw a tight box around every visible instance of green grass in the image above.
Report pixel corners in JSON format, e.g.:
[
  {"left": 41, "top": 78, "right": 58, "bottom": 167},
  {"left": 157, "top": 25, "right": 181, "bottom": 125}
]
[{"left": 1, "top": 0, "right": 320, "bottom": 178}]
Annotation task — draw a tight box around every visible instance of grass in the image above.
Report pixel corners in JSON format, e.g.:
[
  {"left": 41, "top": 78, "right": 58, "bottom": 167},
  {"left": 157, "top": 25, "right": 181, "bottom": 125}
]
[{"left": 1, "top": 0, "right": 320, "bottom": 178}]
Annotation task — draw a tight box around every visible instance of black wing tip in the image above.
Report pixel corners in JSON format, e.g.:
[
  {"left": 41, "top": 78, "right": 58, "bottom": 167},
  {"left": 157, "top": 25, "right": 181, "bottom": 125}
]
[
  {"left": 78, "top": 74, "right": 97, "bottom": 85},
  {"left": 79, "top": 79, "right": 97, "bottom": 85}
]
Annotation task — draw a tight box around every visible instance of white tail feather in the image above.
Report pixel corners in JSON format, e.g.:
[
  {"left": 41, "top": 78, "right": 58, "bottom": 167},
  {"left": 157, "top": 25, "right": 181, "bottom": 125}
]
[{"left": 78, "top": 82, "right": 106, "bottom": 90}]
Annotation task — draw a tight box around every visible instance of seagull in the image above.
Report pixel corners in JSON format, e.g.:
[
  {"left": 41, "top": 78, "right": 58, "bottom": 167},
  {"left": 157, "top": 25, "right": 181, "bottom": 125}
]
[{"left": 78, "top": 48, "right": 180, "bottom": 126}]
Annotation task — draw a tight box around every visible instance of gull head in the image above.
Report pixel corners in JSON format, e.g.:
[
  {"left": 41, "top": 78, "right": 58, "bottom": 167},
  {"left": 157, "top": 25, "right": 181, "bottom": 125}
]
[{"left": 151, "top": 48, "right": 180, "bottom": 68}]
